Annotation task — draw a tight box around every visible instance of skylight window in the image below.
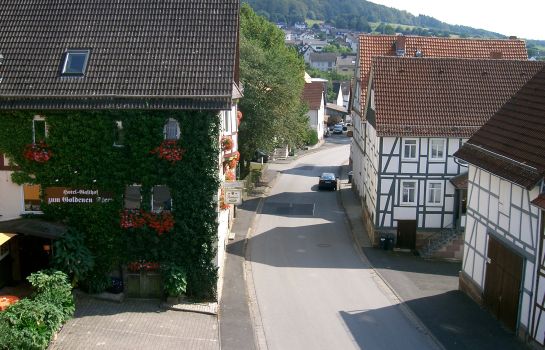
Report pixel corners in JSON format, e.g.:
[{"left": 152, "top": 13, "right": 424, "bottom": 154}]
[{"left": 61, "top": 50, "right": 90, "bottom": 76}]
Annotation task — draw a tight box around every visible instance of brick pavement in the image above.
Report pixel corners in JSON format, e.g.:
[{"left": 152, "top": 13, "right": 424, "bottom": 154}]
[{"left": 51, "top": 295, "right": 219, "bottom": 350}]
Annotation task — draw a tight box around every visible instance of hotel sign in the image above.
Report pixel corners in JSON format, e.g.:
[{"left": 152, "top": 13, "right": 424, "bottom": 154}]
[{"left": 45, "top": 187, "right": 114, "bottom": 205}]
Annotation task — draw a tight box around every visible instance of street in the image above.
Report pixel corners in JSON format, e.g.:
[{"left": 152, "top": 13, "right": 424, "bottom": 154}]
[{"left": 248, "top": 136, "right": 440, "bottom": 350}]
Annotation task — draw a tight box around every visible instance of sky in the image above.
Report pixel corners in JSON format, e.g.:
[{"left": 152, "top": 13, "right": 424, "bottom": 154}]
[{"left": 369, "top": 0, "right": 545, "bottom": 40}]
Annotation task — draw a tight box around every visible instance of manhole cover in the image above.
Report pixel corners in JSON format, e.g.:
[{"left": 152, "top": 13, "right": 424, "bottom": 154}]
[{"left": 317, "top": 243, "right": 331, "bottom": 248}]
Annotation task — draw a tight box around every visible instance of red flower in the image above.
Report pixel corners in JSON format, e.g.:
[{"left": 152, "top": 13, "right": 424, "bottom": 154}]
[
  {"left": 120, "top": 210, "right": 174, "bottom": 235},
  {"left": 221, "top": 136, "right": 234, "bottom": 151},
  {"left": 128, "top": 260, "right": 160, "bottom": 272},
  {"left": 150, "top": 140, "right": 186, "bottom": 163},
  {"left": 23, "top": 141, "right": 52, "bottom": 163},
  {"left": 225, "top": 170, "right": 236, "bottom": 181},
  {"left": 219, "top": 189, "right": 230, "bottom": 210},
  {"left": 120, "top": 210, "right": 146, "bottom": 229}
]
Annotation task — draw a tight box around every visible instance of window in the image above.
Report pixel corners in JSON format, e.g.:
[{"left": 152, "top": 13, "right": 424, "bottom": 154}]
[
  {"left": 124, "top": 185, "right": 141, "bottom": 210},
  {"left": 33, "top": 116, "right": 47, "bottom": 143},
  {"left": 113, "top": 121, "right": 125, "bottom": 147},
  {"left": 23, "top": 184, "right": 41, "bottom": 212},
  {"left": 426, "top": 181, "right": 443, "bottom": 206},
  {"left": 61, "top": 50, "right": 90, "bottom": 76},
  {"left": 152, "top": 186, "right": 171, "bottom": 212},
  {"left": 402, "top": 139, "right": 418, "bottom": 160},
  {"left": 223, "top": 111, "right": 231, "bottom": 134},
  {"left": 429, "top": 139, "right": 446, "bottom": 161},
  {"left": 400, "top": 180, "right": 417, "bottom": 205},
  {"left": 164, "top": 118, "right": 180, "bottom": 140}
]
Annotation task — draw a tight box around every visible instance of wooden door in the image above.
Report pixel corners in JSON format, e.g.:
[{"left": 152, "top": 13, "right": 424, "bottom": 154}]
[
  {"left": 484, "top": 236, "right": 523, "bottom": 331},
  {"left": 396, "top": 220, "right": 416, "bottom": 250}
]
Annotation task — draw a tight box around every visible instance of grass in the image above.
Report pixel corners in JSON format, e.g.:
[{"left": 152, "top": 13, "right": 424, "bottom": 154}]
[{"left": 306, "top": 19, "right": 324, "bottom": 27}]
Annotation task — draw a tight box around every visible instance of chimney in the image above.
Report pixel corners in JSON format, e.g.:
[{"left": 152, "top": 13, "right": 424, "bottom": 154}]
[{"left": 395, "top": 35, "right": 406, "bottom": 56}]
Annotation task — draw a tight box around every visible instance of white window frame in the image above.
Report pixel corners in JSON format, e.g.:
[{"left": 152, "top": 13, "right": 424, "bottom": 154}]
[
  {"left": 32, "top": 115, "right": 47, "bottom": 144},
  {"left": 429, "top": 138, "right": 446, "bottom": 162},
  {"left": 163, "top": 118, "right": 180, "bottom": 140},
  {"left": 402, "top": 138, "right": 418, "bottom": 161},
  {"left": 61, "top": 50, "right": 90, "bottom": 76},
  {"left": 151, "top": 185, "right": 172, "bottom": 212},
  {"left": 223, "top": 110, "right": 231, "bottom": 134},
  {"left": 400, "top": 180, "right": 417, "bottom": 206},
  {"left": 426, "top": 181, "right": 444, "bottom": 206},
  {"left": 113, "top": 120, "right": 125, "bottom": 147}
]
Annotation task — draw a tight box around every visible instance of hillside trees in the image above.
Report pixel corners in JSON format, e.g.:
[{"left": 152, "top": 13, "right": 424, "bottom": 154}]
[{"left": 238, "top": 4, "right": 309, "bottom": 163}]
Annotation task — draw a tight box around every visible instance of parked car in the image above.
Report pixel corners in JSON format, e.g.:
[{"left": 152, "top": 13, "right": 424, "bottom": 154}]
[
  {"left": 318, "top": 172, "right": 337, "bottom": 190},
  {"left": 333, "top": 124, "right": 343, "bottom": 134}
]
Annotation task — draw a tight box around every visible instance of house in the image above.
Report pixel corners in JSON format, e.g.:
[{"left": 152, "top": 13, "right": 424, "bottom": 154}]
[
  {"left": 303, "top": 39, "right": 328, "bottom": 52},
  {"left": 302, "top": 82, "right": 326, "bottom": 140},
  {"left": 0, "top": 0, "right": 241, "bottom": 300},
  {"left": 352, "top": 57, "right": 543, "bottom": 256},
  {"left": 332, "top": 81, "right": 351, "bottom": 109},
  {"left": 309, "top": 52, "right": 337, "bottom": 71},
  {"left": 336, "top": 55, "right": 357, "bottom": 76},
  {"left": 453, "top": 66, "right": 545, "bottom": 344},
  {"left": 294, "top": 22, "right": 307, "bottom": 30}
]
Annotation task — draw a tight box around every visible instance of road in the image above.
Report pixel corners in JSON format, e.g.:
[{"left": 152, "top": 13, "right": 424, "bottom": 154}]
[{"left": 248, "top": 136, "right": 440, "bottom": 350}]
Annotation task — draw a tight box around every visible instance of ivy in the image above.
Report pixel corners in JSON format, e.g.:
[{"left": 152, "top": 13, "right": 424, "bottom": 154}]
[{"left": 0, "top": 110, "right": 221, "bottom": 300}]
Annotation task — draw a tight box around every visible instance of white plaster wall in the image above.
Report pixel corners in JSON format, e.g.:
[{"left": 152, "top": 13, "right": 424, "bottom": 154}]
[{"left": 0, "top": 171, "right": 22, "bottom": 221}]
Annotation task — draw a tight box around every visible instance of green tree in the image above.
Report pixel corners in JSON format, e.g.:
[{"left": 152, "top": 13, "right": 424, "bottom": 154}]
[{"left": 239, "top": 4, "right": 309, "bottom": 165}]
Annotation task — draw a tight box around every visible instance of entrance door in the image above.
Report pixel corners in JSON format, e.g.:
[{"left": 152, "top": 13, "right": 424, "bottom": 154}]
[
  {"left": 484, "top": 236, "right": 523, "bottom": 331},
  {"left": 396, "top": 220, "right": 416, "bottom": 250}
]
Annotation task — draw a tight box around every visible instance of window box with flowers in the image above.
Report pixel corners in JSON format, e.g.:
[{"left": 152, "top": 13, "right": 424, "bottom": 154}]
[
  {"left": 124, "top": 260, "right": 162, "bottom": 298},
  {"left": 120, "top": 210, "right": 174, "bottom": 235},
  {"left": 224, "top": 151, "right": 240, "bottom": 170},
  {"left": 150, "top": 140, "right": 186, "bottom": 163},
  {"left": 221, "top": 136, "right": 234, "bottom": 151},
  {"left": 23, "top": 141, "right": 52, "bottom": 163}
]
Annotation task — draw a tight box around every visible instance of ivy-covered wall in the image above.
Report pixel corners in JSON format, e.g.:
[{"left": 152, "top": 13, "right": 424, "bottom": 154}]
[{"left": 0, "top": 110, "right": 221, "bottom": 300}]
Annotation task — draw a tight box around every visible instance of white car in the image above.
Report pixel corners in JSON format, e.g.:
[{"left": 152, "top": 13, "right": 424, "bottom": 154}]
[{"left": 333, "top": 124, "right": 343, "bottom": 134}]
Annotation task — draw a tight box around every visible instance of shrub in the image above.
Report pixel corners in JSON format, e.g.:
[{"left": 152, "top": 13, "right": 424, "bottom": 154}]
[
  {"left": 52, "top": 228, "right": 95, "bottom": 287},
  {"left": 305, "top": 129, "right": 319, "bottom": 146},
  {"left": 0, "top": 270, "right": 74, "bottom": 350},
  {"left": 161, "top": 263, "right": 188, "bottom": 297}
]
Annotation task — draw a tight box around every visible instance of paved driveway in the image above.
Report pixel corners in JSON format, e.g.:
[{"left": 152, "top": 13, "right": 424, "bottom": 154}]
[{"left": 51, "top": 295, "right": 219, "bottom": 350}]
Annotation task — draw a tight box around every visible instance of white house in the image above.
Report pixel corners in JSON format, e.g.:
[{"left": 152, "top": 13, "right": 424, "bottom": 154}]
[
  {"left": 351, "top": 56, "right": 543, "bottom": 257},
  {"left": 309, "top": 52, "right": 337, "bottom": 72},
  {"left": 302, "top": 81, "right": 325, "bottom": 140},
  {"left": 454, "top": 66, "right": 545, "bottom": 344}
]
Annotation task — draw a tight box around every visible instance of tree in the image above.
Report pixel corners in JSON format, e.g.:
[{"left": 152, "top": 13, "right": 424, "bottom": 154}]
[{"left": 238, "top": 4, "right": 309, "bottom": 166}]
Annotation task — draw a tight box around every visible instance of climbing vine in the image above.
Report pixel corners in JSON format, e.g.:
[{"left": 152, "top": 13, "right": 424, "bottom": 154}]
[{"left": 0, "top": 110, "right": 221, "bottom": 300}]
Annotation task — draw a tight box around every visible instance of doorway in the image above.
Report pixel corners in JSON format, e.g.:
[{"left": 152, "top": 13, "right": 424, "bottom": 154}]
[{"left": 396, "top": 220, "right": 417, "bottom": 250}]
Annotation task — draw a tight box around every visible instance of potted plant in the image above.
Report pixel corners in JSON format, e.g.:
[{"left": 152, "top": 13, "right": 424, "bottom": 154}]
[
  {"left": 23, "top": 140, "right": 52, "bottom": 163},
  {"left": 221, "top": 136, "right": 233, "bottom": 151},
  {"left": 150, "top": 140, "right": 186, "bottom": 163},
  {"left": 161, "top": 263, "right": 187, "bottom": 304}
]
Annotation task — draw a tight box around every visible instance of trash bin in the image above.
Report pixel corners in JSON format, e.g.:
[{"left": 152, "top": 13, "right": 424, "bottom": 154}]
[
  {"left": 348, "top": 171, "right": 353, "bottom": 184},
  {"left": 379, "top": 235, "right": 386, "bottom": 250},
  {"left": 387, "top": 235, "right": 395, "bottom": 250}
]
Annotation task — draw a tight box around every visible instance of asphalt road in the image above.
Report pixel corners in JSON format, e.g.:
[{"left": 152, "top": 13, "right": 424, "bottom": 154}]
[{"left": 248, "top": 136, "right": 440, "bottom": 350}]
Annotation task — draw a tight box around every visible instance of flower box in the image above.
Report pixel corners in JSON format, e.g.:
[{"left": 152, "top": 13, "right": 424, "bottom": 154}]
[
  {"left": 23, "top": 141, "right": 52, "bottom": 163},
  {"left": 150, "top": 140, "right": 186, "bottom": 163}
]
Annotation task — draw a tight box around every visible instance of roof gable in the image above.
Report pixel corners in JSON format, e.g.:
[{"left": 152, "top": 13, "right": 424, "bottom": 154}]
[
  {"left": 370, "top": 57, "right": 543, "bottom": 137},
  {"left": 357, "top": 35, "right": 529, "bottom": 114},
  {"left": 455, "top": 66, "right": 545, "bottom": 189},
  {"left": 302, "top": 82, "right": 324, "bottom": 110},
  {"left": 0, "top": 0, "right": 240, "bottom": 110}
]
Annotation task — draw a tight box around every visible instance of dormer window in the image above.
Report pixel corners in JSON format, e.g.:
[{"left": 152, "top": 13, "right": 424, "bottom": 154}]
[{"left": 61, "top": 50, "right": 90, "bottom": 76}]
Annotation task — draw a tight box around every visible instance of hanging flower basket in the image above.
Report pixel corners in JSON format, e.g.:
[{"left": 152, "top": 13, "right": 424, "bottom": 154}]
[
  {"left": 219, "top": 189, "right": 230, "bottom": 210},
  {"left": 225, "top": 169, "right": 236, "bottom": 181},
  {"left": 224, "top": 151, "right": 240, "bottom": 169},
  {"left": 120, "top": 210, "right": 174, "bottom": 235},
  {"left": 127, "top": 260, "right": 160, "bottom": 273},
  {"left": 221, "top": 136, "right": 234, "bottom": 151},
  {"left": 23, "top": 141, "right": 52, "bottom": 163},
  {"left": 150, "top": 140, "right": 186, "bottom": 163}
]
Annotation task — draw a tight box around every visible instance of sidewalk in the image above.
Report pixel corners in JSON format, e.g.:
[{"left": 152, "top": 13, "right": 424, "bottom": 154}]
[{"left": 337, "top": 164, "right": 529, "bottom": 350}]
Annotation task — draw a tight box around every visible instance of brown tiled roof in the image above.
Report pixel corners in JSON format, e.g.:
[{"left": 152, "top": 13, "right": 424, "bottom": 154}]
[
  {"left": 371, "top": 57, "right": 543, "bottom": 137},
  {"left": 310, "top": 52, "right": 337, "bottom": 63},
  {"left": 357, "top": 35, "right": 528, "bottom": 114},
  {"left": 0, "top": 0, "right": 240, "bottom": 110},
  {"left": 302, "top": 82, "right": 324, "bottom": 110},
  {"left": 532, "top": 194, "right": 545, "bottom": 210},
  {"left": 454, "top": 66, "right": 545, "bottom": 189}
]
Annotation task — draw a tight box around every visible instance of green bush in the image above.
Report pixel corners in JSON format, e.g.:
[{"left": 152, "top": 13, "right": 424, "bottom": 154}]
[
  {"left": 305, "top": 129, "right": 319, "bottom": 146},
  {"left": 161, "top": 263, "right": 188, "bottom": 297},
  {"left": 52, "top": 228, "right": 95, "bottom": 287},
  {"left": 0, "top": 270, "right": 74, "bottom": 350}
]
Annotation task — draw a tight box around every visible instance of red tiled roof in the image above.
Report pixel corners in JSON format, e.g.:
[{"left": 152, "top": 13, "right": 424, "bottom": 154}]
[
  {"left": 455, "top": 66, "right": 545, "bottom": 189},
  {"left": 370, "top": 57, "right": 543, "bottom": 138},
  {"left": 357, "top": 35, "right": 529, "bottom": 114},
  {"left": 302, "top": 82, "right": 324, "bottom": 110}
]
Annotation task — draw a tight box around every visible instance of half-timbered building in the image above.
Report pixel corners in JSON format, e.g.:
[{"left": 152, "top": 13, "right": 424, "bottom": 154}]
[
  {"left": 353, "top": 57, "right": 543, "bottom": 256},
  {"left": 454, "top": 66, "right": 545, "bottom": 344}
]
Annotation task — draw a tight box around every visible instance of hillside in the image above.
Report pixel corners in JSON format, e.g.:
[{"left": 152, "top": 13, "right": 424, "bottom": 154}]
[{"left": 243, "top": 0, "right": 508, "bottom": 39}]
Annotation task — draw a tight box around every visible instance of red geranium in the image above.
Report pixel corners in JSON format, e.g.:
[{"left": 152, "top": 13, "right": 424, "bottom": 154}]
[
  {"left": 120, "top": 209, "right": 174, "bottom": 235},
  {"left": 225, "top": 170, "right": 236, "bottom": 181},
  {"left": 127, "top": 260, "right": 160, "bottom": 273},
  {"left": 219, "top": 189, "right": 230, "bottom": 210},
  {"left": 24, "top": 141, "right": 52, "bottom": 163},
  {"left": 150, "top": 140, "right": 186, "bottom": 163},
  {"left": 221, "top": 136, "right": 234, "bottom": 151}
]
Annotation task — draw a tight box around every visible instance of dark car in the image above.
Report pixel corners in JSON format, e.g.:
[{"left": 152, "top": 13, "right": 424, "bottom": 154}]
[
  {"left": 318, "top": 172, "right": 337, "bottom": 190},
  {"left": 252, "top": 150, "right": 269, "bottom": 163}
]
